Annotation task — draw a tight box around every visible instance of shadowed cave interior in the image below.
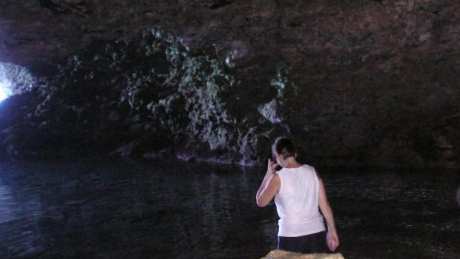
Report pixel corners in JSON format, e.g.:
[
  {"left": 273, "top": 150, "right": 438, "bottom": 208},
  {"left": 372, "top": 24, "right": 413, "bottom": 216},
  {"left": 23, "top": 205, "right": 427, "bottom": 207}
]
[{"left": 0, "top": 1, "right": 459, "bottom": 258}]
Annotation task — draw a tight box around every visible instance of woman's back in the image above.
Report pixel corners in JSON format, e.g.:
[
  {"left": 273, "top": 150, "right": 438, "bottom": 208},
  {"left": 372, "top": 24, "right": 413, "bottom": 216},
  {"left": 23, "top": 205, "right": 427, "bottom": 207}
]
[{"left": 274, "top": 165, "right": 325, "bottom": 237}]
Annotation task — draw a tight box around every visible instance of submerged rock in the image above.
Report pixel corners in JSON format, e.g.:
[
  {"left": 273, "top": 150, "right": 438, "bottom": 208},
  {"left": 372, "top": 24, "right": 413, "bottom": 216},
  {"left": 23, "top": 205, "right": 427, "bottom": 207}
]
[{"left": 262, "top": 250, "right": 345, "bottom": 259}]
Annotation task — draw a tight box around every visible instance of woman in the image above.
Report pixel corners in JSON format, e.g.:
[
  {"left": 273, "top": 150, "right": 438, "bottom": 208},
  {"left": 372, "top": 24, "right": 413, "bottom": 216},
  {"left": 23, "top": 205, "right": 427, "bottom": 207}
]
[{"left": 256, "top": 137, "right": 340, "bottom": 253}]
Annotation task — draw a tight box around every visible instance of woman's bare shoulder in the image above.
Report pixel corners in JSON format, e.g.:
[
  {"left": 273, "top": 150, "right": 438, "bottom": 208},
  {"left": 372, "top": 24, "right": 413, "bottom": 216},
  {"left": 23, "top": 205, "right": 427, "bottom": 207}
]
[{"left": 301, "top": 163, "right": 315, "bottom": 171}]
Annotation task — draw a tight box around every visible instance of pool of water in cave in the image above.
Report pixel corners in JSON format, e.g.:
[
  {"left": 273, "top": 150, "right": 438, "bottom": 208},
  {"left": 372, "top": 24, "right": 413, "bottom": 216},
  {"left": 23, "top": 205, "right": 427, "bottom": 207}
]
[{"left": 0, "top": 159, "right": 459, "bottom": 259}]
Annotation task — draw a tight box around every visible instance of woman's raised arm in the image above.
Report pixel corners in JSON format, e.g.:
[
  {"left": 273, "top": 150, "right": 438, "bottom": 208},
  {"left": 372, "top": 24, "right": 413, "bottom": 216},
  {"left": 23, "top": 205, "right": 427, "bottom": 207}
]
[{"left": 256, "top": 159, "right": 280, "bottom": 207}]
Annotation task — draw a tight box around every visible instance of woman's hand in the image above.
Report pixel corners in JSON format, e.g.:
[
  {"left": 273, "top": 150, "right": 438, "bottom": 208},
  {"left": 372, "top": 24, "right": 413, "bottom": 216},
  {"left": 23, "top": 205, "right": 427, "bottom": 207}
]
[
  {"left": 256, "top": 159, "right": 281, "bottom": 207},
  {"left": 267, "top": 159, "right": 279, "bottom": 174},
  {"left": 326, "top": 230, "right": 340, "bottom": 252},
  {"left": 318, "top": 176, "right": 340, "bottom": 252}
]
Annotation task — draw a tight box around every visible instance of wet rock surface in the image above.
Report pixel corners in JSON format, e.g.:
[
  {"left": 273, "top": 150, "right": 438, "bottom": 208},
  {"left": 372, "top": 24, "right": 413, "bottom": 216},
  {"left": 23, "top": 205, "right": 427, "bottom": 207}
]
[
  {"left": 1, "top": 1, "right": 460, "bottom": 167},
  {"left": 262, "top": 250, "right": 344, "bottom": 259}
]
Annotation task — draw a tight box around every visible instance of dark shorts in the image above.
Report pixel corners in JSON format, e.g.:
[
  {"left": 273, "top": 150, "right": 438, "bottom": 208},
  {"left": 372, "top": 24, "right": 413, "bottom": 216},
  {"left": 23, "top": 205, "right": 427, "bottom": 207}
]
[{"left": 277, "top": 231, "right": 329, "bottom": 254}]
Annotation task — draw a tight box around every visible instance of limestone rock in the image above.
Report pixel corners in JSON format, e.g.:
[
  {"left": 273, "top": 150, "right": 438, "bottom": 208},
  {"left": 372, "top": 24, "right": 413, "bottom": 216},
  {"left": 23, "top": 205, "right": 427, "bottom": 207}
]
[
  {"left": 2, "top": 1, "right": 460, "bottom": 167},
  {"left": 258, "top": 99, "right": 283, "bottom": 124},
  {"left": 261, "top": 250, "right": 345, "bottom": 259}
]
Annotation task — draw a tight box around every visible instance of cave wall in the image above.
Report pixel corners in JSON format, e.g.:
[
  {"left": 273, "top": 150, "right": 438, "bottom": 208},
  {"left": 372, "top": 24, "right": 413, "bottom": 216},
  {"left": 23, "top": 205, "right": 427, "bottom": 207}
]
[
  {"left": 1, "top": 0, "right": 460, "bottom": 167},
  {"left": 2, "top": 1, "right": 458, "bottom": 75}
]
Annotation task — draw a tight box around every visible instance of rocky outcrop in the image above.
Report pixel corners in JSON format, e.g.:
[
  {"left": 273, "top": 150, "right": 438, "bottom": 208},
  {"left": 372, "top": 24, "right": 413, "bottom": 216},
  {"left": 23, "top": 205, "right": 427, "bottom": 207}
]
[
  {"left": 0, "top": 28, "right": 284, "bottom": 164},
  {"left": 1, "top": 0, "right": 460, "bottom": 167},
  {"left": 262, "top": 250, "right": 344, "bottom": 259}
]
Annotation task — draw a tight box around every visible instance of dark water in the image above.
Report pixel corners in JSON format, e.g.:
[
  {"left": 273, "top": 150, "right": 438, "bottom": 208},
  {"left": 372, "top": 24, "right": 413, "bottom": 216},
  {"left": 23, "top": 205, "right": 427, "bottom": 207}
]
[{"left": 0, "top": 160, "right": 459, "bottom": 259}]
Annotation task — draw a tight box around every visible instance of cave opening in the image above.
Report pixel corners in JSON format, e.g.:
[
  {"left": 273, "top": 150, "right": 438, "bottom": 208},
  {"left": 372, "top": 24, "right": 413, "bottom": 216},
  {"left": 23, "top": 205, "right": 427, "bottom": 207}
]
[
  {"left": 0, "top": 80, "right": 12, "bottom": 102},
  {"left": 0, "top": 62, "right": 36, "bottom": 103}
]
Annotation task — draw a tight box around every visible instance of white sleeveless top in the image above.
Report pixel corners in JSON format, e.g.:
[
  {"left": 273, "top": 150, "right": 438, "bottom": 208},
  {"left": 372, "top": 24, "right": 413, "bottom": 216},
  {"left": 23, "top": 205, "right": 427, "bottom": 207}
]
[{"left": 274, "top": 164, "right": 325, "bottom": 237}]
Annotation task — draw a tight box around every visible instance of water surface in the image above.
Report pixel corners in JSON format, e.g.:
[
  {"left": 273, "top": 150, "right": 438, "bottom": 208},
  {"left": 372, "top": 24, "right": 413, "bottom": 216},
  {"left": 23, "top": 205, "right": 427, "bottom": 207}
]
[{"left": 0, "top": 160, "right": 458, "bottom": 259}]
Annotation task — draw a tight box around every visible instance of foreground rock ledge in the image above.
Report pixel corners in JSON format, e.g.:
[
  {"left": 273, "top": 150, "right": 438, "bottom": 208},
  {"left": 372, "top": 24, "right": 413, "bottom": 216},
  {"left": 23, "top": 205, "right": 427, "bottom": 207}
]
[{"left": 262, "top": 250, "right": 345, "bottom": 259}]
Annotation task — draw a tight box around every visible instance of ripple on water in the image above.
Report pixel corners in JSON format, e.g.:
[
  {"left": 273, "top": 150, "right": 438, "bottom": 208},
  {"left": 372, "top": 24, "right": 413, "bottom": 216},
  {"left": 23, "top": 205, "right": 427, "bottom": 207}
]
[
  {"left": 457, "top": 186, "right": 460, "bottom": 208},
  {"left": 0, "top": 180, "right": 14, "bottom": 224},
  {"left": 1, "top": 161, "right": 459, "bottom": 259}
]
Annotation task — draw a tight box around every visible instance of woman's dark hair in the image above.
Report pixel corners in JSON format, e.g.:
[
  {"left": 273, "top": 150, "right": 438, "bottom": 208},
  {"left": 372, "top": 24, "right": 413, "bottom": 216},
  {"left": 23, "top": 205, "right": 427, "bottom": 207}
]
[{"left": 272, "top": 137, "right": 297, "bottom": 159}]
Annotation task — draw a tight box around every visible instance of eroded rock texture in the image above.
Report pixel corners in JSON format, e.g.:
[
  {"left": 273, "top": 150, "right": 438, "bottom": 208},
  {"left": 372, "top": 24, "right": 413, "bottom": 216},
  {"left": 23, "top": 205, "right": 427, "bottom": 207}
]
[
  {"left": 0, "top": 29, "right": 280, "bottom": 164},
  {"left": 262, "top": 250, "right": 345, "bottom": 259},
  {"left": 1, "top": 0, "right": 460, "bottom": 167}
]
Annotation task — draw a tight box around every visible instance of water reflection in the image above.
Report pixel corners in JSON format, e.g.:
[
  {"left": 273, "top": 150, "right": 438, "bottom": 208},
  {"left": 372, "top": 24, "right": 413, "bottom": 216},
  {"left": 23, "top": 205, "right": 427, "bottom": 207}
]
[
  {"left": 0, "top": 178, "right": 14, "bottom": 224},
  {"left": 0, "top": 164, "right": 45, "bottom": 258},
  {"left": 0, "top": 160, "right": 458, "bottom": 259},
  {"left": 457, "top": 186, "right": 460, "bottom": 208}
]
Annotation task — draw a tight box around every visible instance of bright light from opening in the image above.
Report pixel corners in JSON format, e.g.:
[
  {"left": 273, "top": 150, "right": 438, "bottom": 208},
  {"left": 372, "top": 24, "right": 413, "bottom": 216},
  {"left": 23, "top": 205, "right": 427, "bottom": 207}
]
[{"left": 0, "top": 81, "right": 11, "bottom": 102}]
